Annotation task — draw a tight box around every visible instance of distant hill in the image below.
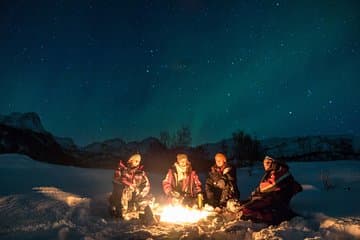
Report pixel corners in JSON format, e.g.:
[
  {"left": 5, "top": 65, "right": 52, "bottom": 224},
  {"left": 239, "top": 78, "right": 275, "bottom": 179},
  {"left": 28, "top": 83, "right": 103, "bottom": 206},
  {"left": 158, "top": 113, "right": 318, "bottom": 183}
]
[
  {"left": 201, "top": 135, "right": 359, "bottom": 162},
  {"left": 0, "top": 112, "right": 358, "bottom": 172},
  {"left": 0, "top": 123, "right": 76, "bottom": 166}
]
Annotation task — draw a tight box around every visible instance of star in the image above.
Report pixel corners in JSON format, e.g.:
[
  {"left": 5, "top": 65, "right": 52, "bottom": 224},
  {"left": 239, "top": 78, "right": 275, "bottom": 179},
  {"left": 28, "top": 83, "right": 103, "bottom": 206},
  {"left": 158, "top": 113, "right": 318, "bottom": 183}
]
[{"left": 307, "top": 89, "right": 313, "bottom": 97}]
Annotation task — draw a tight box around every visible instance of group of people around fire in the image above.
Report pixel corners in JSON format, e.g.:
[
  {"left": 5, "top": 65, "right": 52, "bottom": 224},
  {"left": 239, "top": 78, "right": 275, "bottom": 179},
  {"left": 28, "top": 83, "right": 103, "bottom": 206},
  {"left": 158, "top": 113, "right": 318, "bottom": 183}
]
[{"left": 108, "top": 152, "right": 302, "bottom": 225}]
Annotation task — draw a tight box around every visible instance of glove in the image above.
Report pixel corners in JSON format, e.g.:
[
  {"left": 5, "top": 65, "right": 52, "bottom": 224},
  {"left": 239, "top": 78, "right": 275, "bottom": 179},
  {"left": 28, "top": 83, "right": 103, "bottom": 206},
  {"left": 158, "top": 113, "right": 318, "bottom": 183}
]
[
  {"left": 169, "top": 190, "right": 181, "bottom": 198},
  {"left": 216, "top": 179, "right": 226, "bottom": 189}
]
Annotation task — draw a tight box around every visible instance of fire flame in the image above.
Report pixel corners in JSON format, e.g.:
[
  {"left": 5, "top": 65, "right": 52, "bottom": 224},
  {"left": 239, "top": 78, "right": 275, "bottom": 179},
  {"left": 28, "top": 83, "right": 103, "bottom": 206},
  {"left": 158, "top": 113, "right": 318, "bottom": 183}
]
[{"left": 159, "top": 205, "right": 210, "bottom": 224}]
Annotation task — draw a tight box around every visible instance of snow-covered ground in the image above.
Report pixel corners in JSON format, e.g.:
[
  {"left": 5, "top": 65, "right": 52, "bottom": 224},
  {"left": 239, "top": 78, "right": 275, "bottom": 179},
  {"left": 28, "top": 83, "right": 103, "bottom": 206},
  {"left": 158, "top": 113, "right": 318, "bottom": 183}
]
[{"left": 0, "top": 154, "right": 359, "bottom": 239}]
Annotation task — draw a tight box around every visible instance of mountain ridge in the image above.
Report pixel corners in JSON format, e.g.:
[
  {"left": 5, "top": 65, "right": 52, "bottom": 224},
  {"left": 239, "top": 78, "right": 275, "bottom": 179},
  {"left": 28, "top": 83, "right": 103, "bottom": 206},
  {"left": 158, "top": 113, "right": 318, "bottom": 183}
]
[{"left": 0, "top": 112, "right": 358, "bottom": 171}]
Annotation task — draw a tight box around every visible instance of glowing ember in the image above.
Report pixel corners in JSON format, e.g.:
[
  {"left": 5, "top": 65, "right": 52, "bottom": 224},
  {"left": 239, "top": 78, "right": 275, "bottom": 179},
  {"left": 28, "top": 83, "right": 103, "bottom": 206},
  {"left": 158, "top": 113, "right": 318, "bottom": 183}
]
[{"left": 159, "top": 205, "right": 210, "bottom": 224}]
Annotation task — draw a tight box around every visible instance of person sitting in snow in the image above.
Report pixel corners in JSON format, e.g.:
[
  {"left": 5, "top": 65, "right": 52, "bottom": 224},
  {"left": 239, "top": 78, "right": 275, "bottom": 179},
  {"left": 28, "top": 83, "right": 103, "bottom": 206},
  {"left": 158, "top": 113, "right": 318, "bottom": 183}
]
[
  {"left": 162, "top": 153, "right": 202, "bottom": 206},
  {"left": 205, "top": 152, "right": 240, "bottom": 210},
  {"left": 109, "top": 153, "right": 152, "bottom": 218},
  {"left": 239, "top": 156, "right": 303, "bottom": 225}
]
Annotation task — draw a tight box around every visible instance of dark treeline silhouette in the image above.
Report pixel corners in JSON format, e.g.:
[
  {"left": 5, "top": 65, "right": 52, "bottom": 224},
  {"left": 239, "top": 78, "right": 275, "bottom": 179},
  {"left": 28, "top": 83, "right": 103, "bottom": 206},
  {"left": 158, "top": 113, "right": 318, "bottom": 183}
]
[
  {"left": 231, "top": 130, "right": 263, "bottom": 167},
  {"left": 159, "top": 125, "right": 192, "bottom": 149},
  {"left": 1, "top": 115, "right": 358, "bottom": 172},
  {"left": 157, "top": 127, "right": 264, "bottom": 173}
]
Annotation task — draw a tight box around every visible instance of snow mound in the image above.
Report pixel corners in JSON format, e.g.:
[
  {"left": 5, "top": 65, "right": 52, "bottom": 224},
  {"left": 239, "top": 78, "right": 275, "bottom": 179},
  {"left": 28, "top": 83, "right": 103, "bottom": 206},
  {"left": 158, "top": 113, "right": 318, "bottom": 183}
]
[
  {"left": 33, "top": 187, "right": 89, "bottom": 207},
  {"left": 252, "top": 215, "right": 360, "bottom": 240}
]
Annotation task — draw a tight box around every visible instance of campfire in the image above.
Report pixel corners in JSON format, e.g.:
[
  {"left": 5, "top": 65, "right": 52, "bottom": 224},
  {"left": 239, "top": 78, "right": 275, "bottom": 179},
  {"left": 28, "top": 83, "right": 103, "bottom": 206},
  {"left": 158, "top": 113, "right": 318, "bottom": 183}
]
[{"left": 157, "top": 204, "right": 211, "bottom": 224}]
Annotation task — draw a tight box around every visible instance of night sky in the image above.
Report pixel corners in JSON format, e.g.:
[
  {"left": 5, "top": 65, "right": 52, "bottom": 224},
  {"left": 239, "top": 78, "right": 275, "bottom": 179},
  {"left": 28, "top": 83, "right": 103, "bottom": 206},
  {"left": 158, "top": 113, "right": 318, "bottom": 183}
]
[{"left": 0, "top": 0, "right": 359, "bottom": 146}]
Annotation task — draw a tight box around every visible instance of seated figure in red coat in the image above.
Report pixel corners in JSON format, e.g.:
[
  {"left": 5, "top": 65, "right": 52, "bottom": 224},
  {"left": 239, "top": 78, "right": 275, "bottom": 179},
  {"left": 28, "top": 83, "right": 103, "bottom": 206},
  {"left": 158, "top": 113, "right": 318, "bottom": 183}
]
[
  {"left": 162, "top": 153, "right": 202, "bottom": 206},
  {"left": 239, "top": 156, "right": 303, "bottom": 225}
]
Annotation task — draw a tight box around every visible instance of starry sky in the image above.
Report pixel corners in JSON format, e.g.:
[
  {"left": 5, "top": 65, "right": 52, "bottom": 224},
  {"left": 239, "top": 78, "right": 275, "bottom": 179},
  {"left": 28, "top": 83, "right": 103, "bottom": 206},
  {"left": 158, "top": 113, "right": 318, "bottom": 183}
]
[{"left": 0, "top": 0, "right": 359, "bottom": 146}]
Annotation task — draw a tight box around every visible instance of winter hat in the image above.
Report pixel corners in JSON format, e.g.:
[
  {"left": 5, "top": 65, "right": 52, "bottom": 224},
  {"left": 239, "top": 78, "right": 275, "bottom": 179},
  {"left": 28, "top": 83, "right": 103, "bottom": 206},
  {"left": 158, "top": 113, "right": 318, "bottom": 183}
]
[
  {"left": 176, "top": 153, "right": 188, "bottom": 161},
  {"left": 264, "top": 155, "right": 275, "bottom": 162}
]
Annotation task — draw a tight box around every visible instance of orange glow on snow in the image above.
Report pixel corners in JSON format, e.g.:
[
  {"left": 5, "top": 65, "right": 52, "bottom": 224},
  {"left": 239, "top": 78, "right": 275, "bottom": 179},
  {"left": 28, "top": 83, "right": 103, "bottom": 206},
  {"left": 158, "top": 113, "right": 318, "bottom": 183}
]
[{"left": 159, "top": 205, "right": 210, "bottom": 224}]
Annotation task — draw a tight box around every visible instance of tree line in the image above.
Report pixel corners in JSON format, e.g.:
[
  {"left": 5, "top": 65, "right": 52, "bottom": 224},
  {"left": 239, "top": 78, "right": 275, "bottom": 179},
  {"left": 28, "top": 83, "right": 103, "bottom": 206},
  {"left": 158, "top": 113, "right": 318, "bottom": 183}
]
[{"left": 159, "top": 126, "right": 263, "bottom": 168}]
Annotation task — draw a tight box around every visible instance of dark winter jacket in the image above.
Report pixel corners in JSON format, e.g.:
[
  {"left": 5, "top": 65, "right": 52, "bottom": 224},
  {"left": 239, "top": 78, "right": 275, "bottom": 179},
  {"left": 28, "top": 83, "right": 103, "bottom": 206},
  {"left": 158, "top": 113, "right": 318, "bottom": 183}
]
[
  {"left": 162, "top": 164, "right": 202, "bottom": 198},
  {"left": 205, "top": 163, "right": 240, "bottom": 203},
  {"left": 113, "top": 161, "right": 150, "bottom": 198}
]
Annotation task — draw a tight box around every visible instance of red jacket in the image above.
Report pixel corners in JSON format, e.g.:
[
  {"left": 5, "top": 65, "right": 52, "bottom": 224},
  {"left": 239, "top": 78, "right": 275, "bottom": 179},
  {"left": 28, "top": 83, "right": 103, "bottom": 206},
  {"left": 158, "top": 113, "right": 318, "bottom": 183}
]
[
  {"left": 113, "top": 161, "right": 150, "bottom": 197},
  {"left": 259, "top": 164, "right": 291, "bottom": 193},
  {"left": 162, "top": 165, "right": 202, "bottom": 197}
]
